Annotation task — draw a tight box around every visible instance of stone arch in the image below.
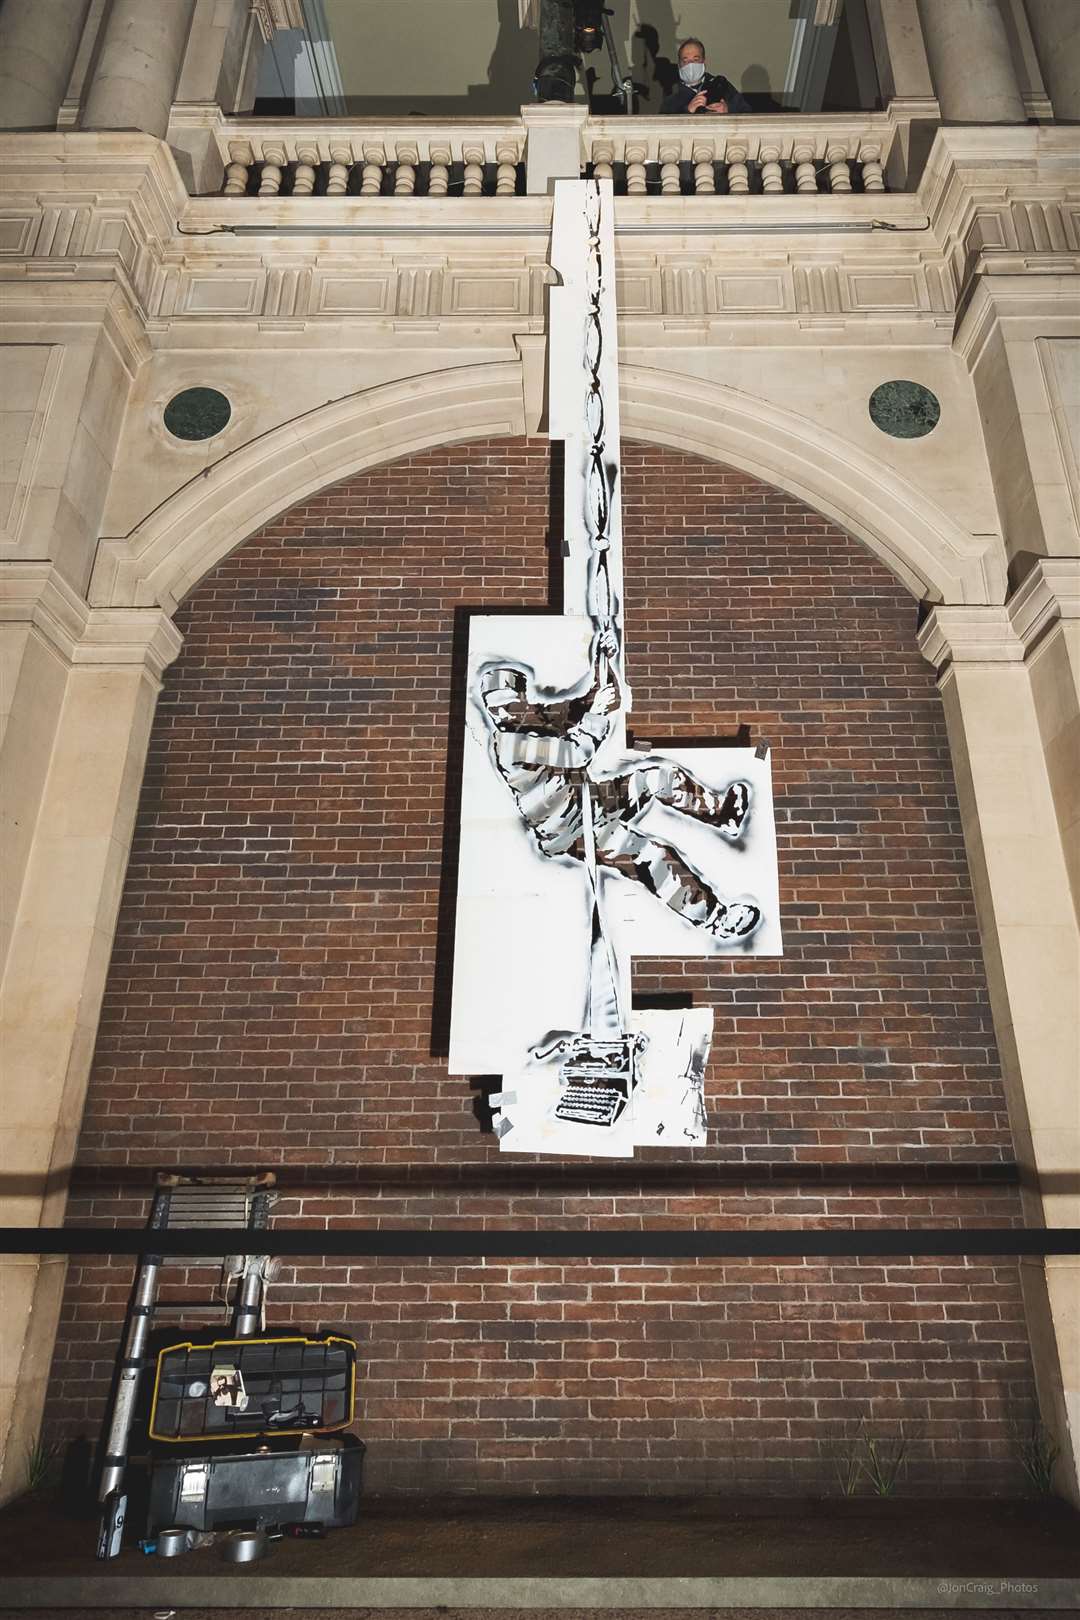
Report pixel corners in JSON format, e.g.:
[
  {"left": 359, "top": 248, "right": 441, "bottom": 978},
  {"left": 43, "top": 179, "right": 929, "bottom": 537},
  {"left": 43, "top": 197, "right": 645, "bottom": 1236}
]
[
  {"left": 90, "top": 363, "right": 528, "bottom": 612},
  {"left": 88, "top": 360, "right": 1005, "bottom": 611},
  {"left": 620, "top": 367, "right": 1005, "bottom": 608}
]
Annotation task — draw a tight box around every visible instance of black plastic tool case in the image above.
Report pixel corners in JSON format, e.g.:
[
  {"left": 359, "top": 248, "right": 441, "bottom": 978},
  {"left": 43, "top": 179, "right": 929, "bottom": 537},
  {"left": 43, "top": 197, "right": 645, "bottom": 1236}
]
[
  {"left": 149, "top": 1334, "right": 356, "bottom": 1443},
  {"left": 148, "top": 1438, "right": 365, "bottom": 1532}
]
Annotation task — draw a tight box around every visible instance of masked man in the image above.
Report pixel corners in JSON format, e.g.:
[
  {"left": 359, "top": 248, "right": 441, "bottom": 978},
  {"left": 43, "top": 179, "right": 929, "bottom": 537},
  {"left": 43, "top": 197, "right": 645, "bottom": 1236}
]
[
  {"left": 477, "top": 632, "right": 761, "bottom": 942},
  {"left": 661, "top": 35, "right": 752, "bottom": 115}
]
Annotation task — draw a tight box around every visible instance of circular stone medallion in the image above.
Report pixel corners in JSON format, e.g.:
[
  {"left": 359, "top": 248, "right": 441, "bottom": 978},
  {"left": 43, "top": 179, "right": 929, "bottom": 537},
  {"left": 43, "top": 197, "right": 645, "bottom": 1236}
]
[
  {"left": 163, "top": 387, "right": 232, "bottom": 441},
  {"left": 868, "top": 380, "right": 940, "bottom": 440}
]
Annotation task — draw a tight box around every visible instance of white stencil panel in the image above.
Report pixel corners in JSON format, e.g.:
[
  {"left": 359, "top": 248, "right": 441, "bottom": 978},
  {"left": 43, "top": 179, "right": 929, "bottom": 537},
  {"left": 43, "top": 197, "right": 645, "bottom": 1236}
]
[
  {"left": 448, "top": 616, "right": 781, "bottom": 1079},
  {"left": 446, "top": 182, "right": 782, "bottom": 1158}
]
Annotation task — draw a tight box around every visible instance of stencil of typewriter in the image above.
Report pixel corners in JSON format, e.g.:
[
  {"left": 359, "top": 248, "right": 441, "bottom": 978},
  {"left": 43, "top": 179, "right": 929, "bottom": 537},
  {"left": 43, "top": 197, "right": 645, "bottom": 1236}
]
[{"left": 533, "top": 1032, "right": 648, "bottom": 1127}]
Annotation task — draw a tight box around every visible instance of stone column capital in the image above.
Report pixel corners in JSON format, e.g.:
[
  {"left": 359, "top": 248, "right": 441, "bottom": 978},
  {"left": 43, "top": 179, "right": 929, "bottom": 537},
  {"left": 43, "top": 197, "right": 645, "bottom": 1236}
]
[
  {"left": 1007, "top": 557, "right": 1080, "bottom": 652},
  {"left": 916, "top": 603, "right": 1023, "bottom": 674},
  {"left": 918, "top": 565, "right": 1080, "bottom": 674},
  {"left": 0, "top": 563, "right": 182, "bottom": 678},
  {"left": 73, "top": 608, "right": 184, "bottom": 679}
]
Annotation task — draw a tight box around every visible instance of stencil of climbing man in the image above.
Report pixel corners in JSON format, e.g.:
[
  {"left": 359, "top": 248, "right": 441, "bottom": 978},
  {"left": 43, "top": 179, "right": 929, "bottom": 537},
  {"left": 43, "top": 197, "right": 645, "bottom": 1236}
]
[{"left": 477, "top": 629, "right": 762, "bottom": 943}]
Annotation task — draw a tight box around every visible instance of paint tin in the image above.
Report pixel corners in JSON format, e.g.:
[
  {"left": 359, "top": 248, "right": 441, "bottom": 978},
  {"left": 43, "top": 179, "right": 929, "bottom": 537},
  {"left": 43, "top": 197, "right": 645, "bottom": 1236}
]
[
  {"left": 222, "top": 1529, "right": 269, "bottom": 1563},
  {"left": 156, "top": 1526, "right": 192, "bottom": 1557}
]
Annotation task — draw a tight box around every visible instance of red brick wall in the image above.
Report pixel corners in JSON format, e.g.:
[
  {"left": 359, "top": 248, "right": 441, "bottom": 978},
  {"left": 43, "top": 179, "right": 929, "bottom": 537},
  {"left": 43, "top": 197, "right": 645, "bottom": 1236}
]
[{"left": 46, "top": 438, "right": 1037, "bottom": 1495}]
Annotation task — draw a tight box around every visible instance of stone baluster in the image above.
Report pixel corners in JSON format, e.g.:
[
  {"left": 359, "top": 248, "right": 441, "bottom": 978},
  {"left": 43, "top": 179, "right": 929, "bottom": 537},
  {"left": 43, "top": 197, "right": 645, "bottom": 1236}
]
[
  {"left": 692, "top": 142, "right": 716, "bottom": 194},
  {"left": 258, "top": 141, "right": 287, "bottom": 197},
  {"left": 428, "top": 142, "right": 451, "bottom": 197},
  {"left": 826, "top": 143, "right": 852, "bottom": 194},
  {"left": 223, "top": 141, "right": 253, "bottom": 196},
  {"left": 395, "top": 142, "right": 419, "bottom": 195},
  {"left": 293, "top": 141, "right": 319, "bottom": 196},
  {"left": 859, "top": 142, "right": 885, "bottom": 193},
  {"left": 462, "top": 143, "right": 486, "bottom": 196},
  {"left": 360, "top": 145, "right": 385, "bottom": 195},
  {"left": 624, "top": 139, "right": 648, "bottom": 195},
  {"left": 592, "top": 140, "right": 615, "bottom": 184},
  {"left": 792, "top": 141, "right": 818, "bottom": 194},
  {"left": 726, "top": 140, "right": 750, "bottom": 195},
  {"left": 327, "top": 142, "right": 352, "bottom": 195},
  {"left": 495, "top": 140, "right": 519, "bottom": 196},
  {"left": 658, "top": 138, "right": 682, "bottom": 195},
  {"left": 759, "top": 141, "right": 783, "bottom": 194}
]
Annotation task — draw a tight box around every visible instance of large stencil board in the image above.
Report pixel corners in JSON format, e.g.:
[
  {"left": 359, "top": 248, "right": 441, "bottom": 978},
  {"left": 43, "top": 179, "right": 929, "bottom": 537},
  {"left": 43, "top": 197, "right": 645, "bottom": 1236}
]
[{"left": 448, "top": 181, "right": 782, "bottom": 1156}]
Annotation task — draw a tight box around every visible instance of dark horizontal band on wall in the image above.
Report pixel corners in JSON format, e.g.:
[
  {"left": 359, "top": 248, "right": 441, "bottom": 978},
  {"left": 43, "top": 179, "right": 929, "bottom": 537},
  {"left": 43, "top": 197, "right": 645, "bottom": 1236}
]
[
  {"left": 2, "top": 1228, "right": 1077, "bottom": 1259},
  {"left": 65, "top": 1160, "right": 1023, "bottom": 1190}
]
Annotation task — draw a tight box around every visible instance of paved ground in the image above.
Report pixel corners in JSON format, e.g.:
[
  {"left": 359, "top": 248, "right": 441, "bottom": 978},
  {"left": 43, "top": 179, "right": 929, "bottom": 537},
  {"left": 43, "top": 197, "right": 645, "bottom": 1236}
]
[
  {"left": 2, "top": 1492, "right": 1079, "bottom": 1583},
  {"left": 0, "top": 1610, "right": 1074, "bottom": 1620},
  {"left": 2, "top": 1492, "right": 1079, "bottom": 1615}
]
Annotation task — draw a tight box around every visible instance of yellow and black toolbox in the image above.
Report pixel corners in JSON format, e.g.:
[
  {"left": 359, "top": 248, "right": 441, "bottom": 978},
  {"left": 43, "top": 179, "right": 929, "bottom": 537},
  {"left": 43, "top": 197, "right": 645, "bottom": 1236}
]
[
  {"left": 149, "top": 1333, "right": 356, "bottom": 1443},
  {"left": 146, "top": 1332, "right": 363, "bottom": 1534}
]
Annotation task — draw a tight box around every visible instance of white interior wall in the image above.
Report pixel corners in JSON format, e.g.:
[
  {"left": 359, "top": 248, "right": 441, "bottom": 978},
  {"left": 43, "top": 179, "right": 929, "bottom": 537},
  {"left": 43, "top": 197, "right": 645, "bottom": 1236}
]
[{"left": 314, "top": 0, "right": 801, "bottom": 113}]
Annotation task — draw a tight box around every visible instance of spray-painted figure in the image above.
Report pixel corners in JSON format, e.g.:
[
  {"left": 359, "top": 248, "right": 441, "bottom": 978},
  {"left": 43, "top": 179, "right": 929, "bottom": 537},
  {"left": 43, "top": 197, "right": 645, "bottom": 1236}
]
[{"left": 478, "top": 632, "right": 762, "bottom": 942}]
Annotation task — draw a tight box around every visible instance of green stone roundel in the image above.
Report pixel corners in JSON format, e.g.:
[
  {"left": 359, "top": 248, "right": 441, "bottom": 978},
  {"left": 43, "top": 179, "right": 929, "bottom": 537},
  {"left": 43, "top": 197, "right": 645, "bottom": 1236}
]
[
  {"left": 868, "top": 380, "right": 940, "bottom": 440},
  {"left": 163, "top": 387, "right": 232, "bottom": 442}
]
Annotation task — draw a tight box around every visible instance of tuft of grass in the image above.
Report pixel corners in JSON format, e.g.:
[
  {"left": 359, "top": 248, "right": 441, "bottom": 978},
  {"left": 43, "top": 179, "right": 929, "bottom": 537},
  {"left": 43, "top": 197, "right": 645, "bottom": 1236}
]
[
  {"left": 1014, "top": 1419, "right": 1060, "bottom": 1495},
  {"left": 827, "top": 1417, "right": 867, "bottom": 1496},
  {"left": 24, "top": 1435, "right": 60, "bottom": 1494},
  {"left": 858, "top": 1420, "right": 920, "bottom": 1497},
  {"left": 826, "top": 1417, "right": 920, "bottom": 1497}
]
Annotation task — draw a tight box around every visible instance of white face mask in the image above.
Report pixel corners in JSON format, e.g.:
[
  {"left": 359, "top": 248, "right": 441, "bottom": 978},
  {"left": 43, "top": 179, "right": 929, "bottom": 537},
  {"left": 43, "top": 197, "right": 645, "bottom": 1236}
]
[{"left": 679, "top": 60, "right": 706, "bottom": 86}]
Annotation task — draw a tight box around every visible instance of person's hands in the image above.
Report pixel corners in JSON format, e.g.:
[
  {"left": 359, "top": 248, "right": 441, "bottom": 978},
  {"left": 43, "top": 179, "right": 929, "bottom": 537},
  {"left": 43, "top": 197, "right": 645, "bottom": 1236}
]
[
  {"left": 597, "top": 626, "right": 619, "bottom": 660},
  {"left": 591, "top": 683, "right": 620, "bottom": 716},
  {"left": 687, "top": 90, "right": 708, "bottom": 113},
  {"left": 703, "top": 98, "right": 729, "bottom": 114}
]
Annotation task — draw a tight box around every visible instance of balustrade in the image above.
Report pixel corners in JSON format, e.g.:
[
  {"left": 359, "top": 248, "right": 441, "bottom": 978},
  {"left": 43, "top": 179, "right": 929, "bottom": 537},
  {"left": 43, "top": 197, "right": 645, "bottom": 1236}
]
[
  {"left": 212, "top": 115, "right": 894, "bottom": 200},
  {"left": 216, "top": 123, "right": 527, "bottom": 199},
  {"left": 584, "top": 118, "right": 890, "bottom": 195}
]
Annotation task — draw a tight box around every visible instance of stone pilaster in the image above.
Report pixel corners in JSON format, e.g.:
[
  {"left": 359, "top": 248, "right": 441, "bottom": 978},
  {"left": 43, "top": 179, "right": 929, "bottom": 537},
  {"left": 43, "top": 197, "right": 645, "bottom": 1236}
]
[
  {"left": 0, "top": 566, "right": 181, "bottom": 1503},
  {"left": 1008, "top": 559, "right": 1080, "bottom": 925},
  {"left": 919, "top": 598, "right": 1080, "bottom": 1505}
]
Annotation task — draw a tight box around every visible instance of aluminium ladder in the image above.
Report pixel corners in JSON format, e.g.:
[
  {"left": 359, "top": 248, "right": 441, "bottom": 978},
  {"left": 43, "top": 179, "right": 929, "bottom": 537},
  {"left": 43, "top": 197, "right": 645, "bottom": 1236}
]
[{"left": 96, "top": 1172, "right": 277, "bottom": 1559}]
